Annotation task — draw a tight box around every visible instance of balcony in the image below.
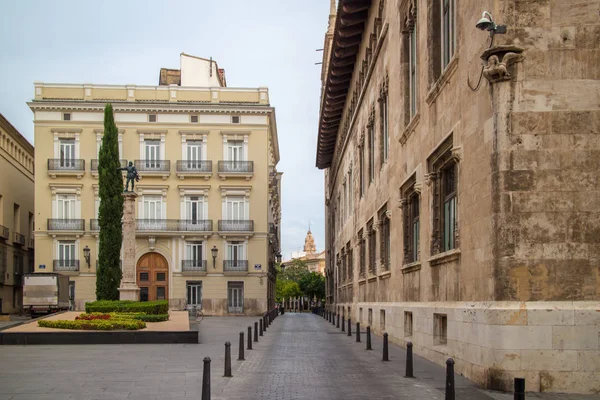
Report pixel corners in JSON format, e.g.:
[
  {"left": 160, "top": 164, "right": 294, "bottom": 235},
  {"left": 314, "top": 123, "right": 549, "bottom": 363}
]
[
  {"left": 182, "top": 260, "right": 207, "bottom": 273},
  {"left": 176, "top": 160, "right": 212, "bottom": 180},
  {"left": 217, "top": 161, "right": 254, "bottom": 180},
  {"left": 47, "top": 219, "right": 85, "bottom": 232},
  {"left": 90, "top": 219, "right": 99, "bottom": 231},
  {"left": 0, "top": 225, "right": 8, "bottom": 240},
  {"left": 218, "top": 220, "right": 254, "bottom": 236},
  {"left": 91, "top": 159, "right": 128, "bottom": 177},
  {"left": 13, "top": 232, "right": 25, "bottom": 246},
  {"left": 134, "top": 160, "right": 170, "bottom": 179},
  {"left": 28, "top": 237, "right": 34, "bottom": 249},
  {"left": 53, "top": 259, "right": 80, "bottom": 273},
  {"left": 47, "top": 159, "right": 85, "bottom": 179},
  {"left": 136, "top": 219, "right": 213, "bottom": 236},
  {"left": 223, "top": 260, "right": 248, "bottom": 273}
]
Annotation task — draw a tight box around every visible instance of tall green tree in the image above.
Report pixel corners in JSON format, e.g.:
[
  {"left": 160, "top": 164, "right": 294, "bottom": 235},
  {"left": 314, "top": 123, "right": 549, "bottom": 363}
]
[
  {"left": 299, "top": 272, "right": 326, "bottom": 302},
  {"left": 96, "top": 104, "right": 124, "bottom": 300}
]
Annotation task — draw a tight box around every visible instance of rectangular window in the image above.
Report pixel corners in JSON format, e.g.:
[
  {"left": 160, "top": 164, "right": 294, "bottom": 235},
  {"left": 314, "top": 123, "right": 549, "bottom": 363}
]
[
  {"left": 346, "top": 242, "right": 353, "bottom": 280},
  {"left": 57, "top": 195, "right": 76, "bottom": 219},
  {"left": 348, "top": 169, "right": 353, "bottom": 213},
  {"left": 143, "top": 196, "right": 162, "bottom": 220},
  {"left": 186, "top": 140, "right": 203, "bottom": 167},
  {"left": 148, "top": 114, "right": 157, "bottom": 123},
  {"left": 144, "top": 139, "right": 160, "bottom": 168},
  {"left": 368, "top": 308, "right": 373, "bottom": 326},
  {"left": 359, "top": 145, "right": 365, "bottom": 196},
  {"left": 434, "top": 313, "right": 448, "bottom": 345},
  {"left": 227, "top": 241, "right": 245, "bottom": 265},
  {"left": 226, "top": 140, "right": 244, "bottom": 162},
  {"left": 185, "top": 241, "right": 203, "bottom": 265},
  {"left": 379, "top": 207, "right": 390, "bottom": 271},
  {"left": 187, "top": 281, "right": 202, "bottom": 307},
  {"left": 342, "top": 182, "right": 346, "bottom": 222},
  {"left": 156, "top": 286, "right": 166, "bottom": 300},
  {"left": 139, "top": 272, "right": 149, "bottom": 281},
  {"left": 359, "top": 229, "right": 366, "bottom": 278},
  {"left": 59, "top": 139, "right": 75, "bottom": 168},
  {"left": 140, "top": 287, "right": 149, "bottom": 302},
  {"left": 190, "top": 115, "right": 199, "bottom": 123},
  {"left": 63, "top": 113, "right": 71, "bottom": 121},
  {"left": 227, "top": 281, "right": 244, "bottom": 313},
  {"left": 402, "top": 179, "right": 421, "bottom": 264},
  {"left": 380, "top": 309, "right": 386, "bottom": 331},
  {"left": 156, "top": 272, "right": 166, "bottom": 281},
  {"left": 185, "top": 196, "right": 205, "bottom": 223},
  {"left": 368, "top": 124, "right": 375, "bottom": 183},
  {"left": 380, "top": 94, "right": 389, "bottom": 164},
  {"left": 441, "top": 0, "right": 455, "bottom": 69},
  {"left": 405, "top": 311, "right": 413, "bottom": 337},
  {"left": 58, "top": 241, "right": 75, "bottom": 261},
  {"left": 409, "top": 16, "right": 418, "bottom": 118},
  {"left": 225, "top": 196, "right": 246, "bottom": 220},
  {"left": 231, "top": 116, "right": 240, "bottom": 124},
  {"left": 442, "top": 165, "right": 457, "bottom": 252},
  {"left": 368, "top": 220, "right": 376, "bottom": 275}
]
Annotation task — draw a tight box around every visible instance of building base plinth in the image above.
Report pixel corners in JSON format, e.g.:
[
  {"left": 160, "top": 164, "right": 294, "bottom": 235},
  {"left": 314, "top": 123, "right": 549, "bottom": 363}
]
[{"left": 118, "top": 285, "right": 140, "bottom": 301}]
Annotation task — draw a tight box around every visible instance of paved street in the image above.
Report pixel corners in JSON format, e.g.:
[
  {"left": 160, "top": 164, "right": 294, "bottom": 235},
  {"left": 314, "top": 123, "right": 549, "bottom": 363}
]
[{"left": 0, "top": 313, "right": 598, "bottom": 399}]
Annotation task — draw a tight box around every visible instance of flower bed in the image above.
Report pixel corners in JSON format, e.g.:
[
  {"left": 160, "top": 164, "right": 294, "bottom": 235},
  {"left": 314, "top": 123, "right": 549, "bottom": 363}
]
[
  {"left": 75, "top": 312, "right": 169, "bottom": 323},
  {"left": 38, "top": 319, "right": 146, "bottom": 331},
  {"left": 85, "top": 300, "right": 168, "bottom": 315}
]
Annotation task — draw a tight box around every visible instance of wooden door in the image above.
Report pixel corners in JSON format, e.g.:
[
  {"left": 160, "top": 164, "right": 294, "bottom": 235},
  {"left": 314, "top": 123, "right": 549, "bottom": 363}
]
[{"left": 136, "top": 252, "right": 169, "bottom": 302}]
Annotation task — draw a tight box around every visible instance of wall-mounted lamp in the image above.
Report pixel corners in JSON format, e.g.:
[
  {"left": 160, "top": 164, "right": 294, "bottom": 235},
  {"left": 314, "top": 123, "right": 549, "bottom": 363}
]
[
  {"left": 83, "top": 245, "right": 91, "bottom": 268},
  {"left": 475, "top": 11, "right": 506, "bottom": 36},
  {"left": 276, "top": 252, "right": 282, "bottom": 264},
  {"left": 211, "top": 246, "right": 218, "bottom": 269}
]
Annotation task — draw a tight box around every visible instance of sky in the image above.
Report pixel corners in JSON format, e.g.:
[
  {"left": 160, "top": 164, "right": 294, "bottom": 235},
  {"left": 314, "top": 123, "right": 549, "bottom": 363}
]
[{"left": 0, "top": 0, "right": 329, "bottom": 258}]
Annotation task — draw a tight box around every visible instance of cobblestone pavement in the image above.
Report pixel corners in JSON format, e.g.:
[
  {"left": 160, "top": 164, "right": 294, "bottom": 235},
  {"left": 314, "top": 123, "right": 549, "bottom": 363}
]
[{"left": 0, "top": 313, "right": 597, "bottom": 399}]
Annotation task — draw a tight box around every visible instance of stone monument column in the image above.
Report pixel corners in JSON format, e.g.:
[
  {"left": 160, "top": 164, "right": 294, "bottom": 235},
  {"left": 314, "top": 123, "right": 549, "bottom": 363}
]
[{"left": 118, "top": 192, "right": 140, "bottom": 301}]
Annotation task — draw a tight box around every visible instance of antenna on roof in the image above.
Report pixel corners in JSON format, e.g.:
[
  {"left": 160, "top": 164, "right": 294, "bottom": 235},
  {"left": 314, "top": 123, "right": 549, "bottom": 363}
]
[{"left": 209, "top": 56, "right": 213, "bottom": 77}]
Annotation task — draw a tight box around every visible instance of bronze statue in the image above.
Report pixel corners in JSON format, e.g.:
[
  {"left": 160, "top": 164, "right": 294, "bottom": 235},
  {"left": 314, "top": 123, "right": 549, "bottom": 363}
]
[{"left": 118, "top": 162, "right": 140, "bottom": 192}]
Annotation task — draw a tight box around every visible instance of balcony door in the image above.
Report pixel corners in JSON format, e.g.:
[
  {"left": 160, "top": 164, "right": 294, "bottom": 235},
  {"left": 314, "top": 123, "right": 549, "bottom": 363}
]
[
  {"left": 186, "top": 141, "right": 202, "bottom": 169},
  {"left": 136, "top": 252, "right": 168, "bottom": 302},
  {"left": 57, "top": 241, "right": 76, "bottom": 270},
  {"left": 59, "top": 140, "right": 75, "bottom": 168},
  {"left": 227, "top": 241, "right": 244, "bottom": 266},
  {"left": 142, "top": 196, "right": 164, "bottom": 230},
  {"left": 227, "top": 281, "right": 244, "bottom": 313},
  {"left": 145, "top": 140, "right": 160, "bottom": 169},
  {"left": 185, "top": 196, "right": 205, "bottom": 229},
  {"left": 226, "top": 197, "right": 245, "bottom": 221},
  {"left": 185, "top": 242, "right": 203, "bottom": 268},
  {"left": 57, "top": 195, "right": 76, "bottom": 220},
  {"left": 226, "top": 141, "right": 243, "bottom": 162}
]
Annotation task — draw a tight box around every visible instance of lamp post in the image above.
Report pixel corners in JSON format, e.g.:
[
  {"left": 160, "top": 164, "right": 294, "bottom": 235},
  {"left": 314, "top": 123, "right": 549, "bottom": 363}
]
[
  {"left": 83, "top": 245, "right": 91, "bottom": 268},
  {"left": 211, "top": 246, "right": 218, "bottom": 269}
]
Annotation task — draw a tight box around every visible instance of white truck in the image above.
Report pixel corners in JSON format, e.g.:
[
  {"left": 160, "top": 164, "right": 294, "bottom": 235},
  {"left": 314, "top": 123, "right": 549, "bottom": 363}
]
[{"left": 22, "top": 273, "right": 70, "bottom": 317}]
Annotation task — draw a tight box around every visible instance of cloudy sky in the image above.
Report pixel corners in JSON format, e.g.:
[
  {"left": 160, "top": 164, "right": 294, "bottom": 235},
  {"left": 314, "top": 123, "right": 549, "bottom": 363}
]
[{"left": 0, "top": 0, "right": 329, "bottom": 258}]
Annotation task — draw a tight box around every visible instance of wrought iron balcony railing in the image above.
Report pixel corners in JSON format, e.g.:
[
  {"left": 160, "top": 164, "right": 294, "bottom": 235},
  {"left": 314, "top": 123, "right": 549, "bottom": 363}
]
[
  {"left": 136, "top": 219, "right": 213, "bottom": 232},
  {"left": 134, "top": 160, "right": 170, "bottom": 172},
  {"left": 53, "top": 259, "right": 80, "bottom": 272},
  {"left": 217, "top": 161, "right": 254, "bottom": 173},
  {"left": 47, "top": 159, "right": 85, "bottom": 172},
  {"left": 91, "top": 159, "right": 128, "bottom": 171},
  {"left": 218, "top": 220, "right": 254, "bottom": 232},
  {"left": 90, "top": 219, "right": 99, "bottom": 231},
  {"left": 182, "top": 260, "right": 207, "bottom": 272},
  {"left": 13, "top": 232, "right": 25, "bottom": 246},
  {"left": 223, "top": 260, "right": 248, "bottom": 272},
  {"left": 176, "top": 160, "right": 212, "bottom": 173},
  {"left": 0, "top": 225, "right": 8, "bottom": 240},
  {"left": 47, "top": 219, "right": 85, "bottom": 231}
]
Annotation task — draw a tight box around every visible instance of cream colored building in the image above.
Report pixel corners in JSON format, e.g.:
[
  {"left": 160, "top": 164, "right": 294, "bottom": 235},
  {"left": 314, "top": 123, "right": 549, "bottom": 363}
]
[
  {"left": 282, "top": 230, "right": 325, "bottom": 276},
  {"left": 30, "top": 53, "right": 282, "bottom": 315},
  {"left": 317, "top": 0, "right": 599, "bottom": 394},
  {"left": 0, "top": 114, "right": 35, "bottom": 314}
]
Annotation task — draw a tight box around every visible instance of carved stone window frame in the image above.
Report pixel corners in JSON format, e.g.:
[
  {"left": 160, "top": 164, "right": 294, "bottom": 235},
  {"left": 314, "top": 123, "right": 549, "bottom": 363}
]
[
  {"left": 378, "top": 204, "right": 391, "bottom": 272},
  {"left": 357, "top": 228, "right": 366, "bottom": 279},
  {"left": 400, "top": 174, "right": 422, "bottom": 265}
]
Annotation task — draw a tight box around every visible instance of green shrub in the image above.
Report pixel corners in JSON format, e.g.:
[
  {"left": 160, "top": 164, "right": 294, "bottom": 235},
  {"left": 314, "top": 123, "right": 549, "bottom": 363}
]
[
  {"left": 38, "top": 319, "right": 146, "bottom": 330},
  {"left": 85, "top": 300, "right": 168, "bottom": 314},
  {"left": 74, "top": 312, "right": 170, "bottom": 323},
  {"left": 131, "top": 314, "right": 169, "bottom": 322}
]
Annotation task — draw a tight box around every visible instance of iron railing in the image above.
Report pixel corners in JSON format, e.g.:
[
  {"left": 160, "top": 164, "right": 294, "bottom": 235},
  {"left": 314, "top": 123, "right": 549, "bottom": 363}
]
[
  {"left": 134, "top": 160, "right": 170, "bottom": 172},
  {"left": 13, "top": 232, "right": 25, "bottom": 246},
  {"left": 53, "top": 259, "right": 80, "bottom": 272},
  {"left": 28, "top": 237, "right": 34, "bottom": 249},
  {"left": 218, "top": 161, "right": 254, "bottom": 173},
  {"left": 182, "top": 260, "right": 207, "bottom": 272},
  {"left": 0, "top": 225, "right": 8, "bottom": 240},
  {"left": 47, "top": 219, "right": 85, "bottom": 231},
  {"left": 218, "top": 220, "right": 254, "bottom": 232},
  {"left": 176, "top": 160, "right": 212, "bottom": 173},
  {"left": 223, "top": 260, "right": 248, "bottom": 272},
  {"left": 90, "top": 219, "right": 99, "bottom": 231},
  {"left": 136, "top": 219, "right": 213, "bottom": 232},
  {"left": 91, "top": 159, "right": 128, "bottom": 171},
  {"left": 228, "top": 306, "right": 243, "bottom": 313},
  {"left": 47, "top": 159, "right": 85, "bottom": 171}
]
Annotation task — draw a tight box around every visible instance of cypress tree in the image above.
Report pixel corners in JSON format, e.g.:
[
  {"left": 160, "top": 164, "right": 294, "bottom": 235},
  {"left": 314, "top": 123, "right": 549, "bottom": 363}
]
[{"left": 96, "top": 103, "right": 124, "bottom": 300}]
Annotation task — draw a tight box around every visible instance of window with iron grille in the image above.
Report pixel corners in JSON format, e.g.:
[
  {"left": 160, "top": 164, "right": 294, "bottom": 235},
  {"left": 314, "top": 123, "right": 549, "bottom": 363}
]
[
  {"left": 346, "top": 242, "right": 353, "bottom": 281},
  {"left": 401, "top": 176, "right": 421, "bottom": 264},
  {"left": 367, "top": 219, "right": 376, "bottom": 275},
  {"left": 379, "top": 206, "right": 390, "bottom": 271},
  {"left": 379, "top": 81, "right": 389, "bottom": 165},
  {"left": 358, "top": 229, "right": 365, "bottom": 278}
]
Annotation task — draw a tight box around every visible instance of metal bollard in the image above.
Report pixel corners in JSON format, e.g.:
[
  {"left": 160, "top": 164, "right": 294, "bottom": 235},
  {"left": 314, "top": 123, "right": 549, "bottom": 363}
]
[
  {"left": 383, "top": 332, "right": 389, "bottom": 361},
  {"left": 405, "top": 342, "right": 414, "bottom": 378},
  {"left": 259, "top": 319, "right": 263, "bottom": 336},
  {"left": 254, "top": 322, "right": 259, "bottom": 342},
  {"left": 342, "top": 316, "right": 345, "bottom": 332},
  {"left": 336, "top": 313, "right": 340, "bottom": 328},
  {"left": 202, "top": 357, "right": 211, "bottom": 400},
  {"left": 224, "top": 342, "right": 232, "bottom": 377},
  {"left": 238, "top": 332, "right": 245, "bottom": 360},
  {"left": 356, "top": 322, "right": 361, "bottom": 342},
  {"left": 247, "top": 326, "right": 252, "bottom": 350},
  {"left": 333, "top": 312, "right": 336, "bottom": 326},
  {"left": 366, "top": 326, "right": 372, "bottom": 350},
  {"left": 514, "top": 378, "right": 525, "bottom": 400},
  {"left": 347, "top": 318, "right": 352, "bottom": 337},
  {"left": 445, "top": 358, "right": 455, "bottom": 400},
  {"left": 263, "top": 315, "right": 267, "bottom": 331}
]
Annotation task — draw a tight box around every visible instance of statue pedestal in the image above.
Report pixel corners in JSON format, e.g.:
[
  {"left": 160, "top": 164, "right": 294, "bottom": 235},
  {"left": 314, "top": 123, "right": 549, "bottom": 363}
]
[{"left": 119, "top": 191, "right": 139, "bottom": 301}]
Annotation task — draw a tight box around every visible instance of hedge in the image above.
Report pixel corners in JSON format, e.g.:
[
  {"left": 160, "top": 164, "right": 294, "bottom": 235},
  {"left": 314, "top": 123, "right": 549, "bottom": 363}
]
[
  {"left": 85, "top": 300, "right": 168, "bottom": 314},
  {"left": 76, "top": 313, "right": 169, "bottom": 323},
  {"left": 38, "top": 319, "right": 146, "bottom": 330}
]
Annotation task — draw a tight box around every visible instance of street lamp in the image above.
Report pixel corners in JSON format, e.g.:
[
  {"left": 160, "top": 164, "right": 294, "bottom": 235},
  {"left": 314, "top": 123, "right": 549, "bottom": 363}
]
[
  {"left": 83, "top": 245, "right": 91, "bottom": 268},
  {"left": 276, "top": 252, "right": 282, "bottom": 264},
  {"left": 211, "top": 246, "right": 218, "bottom": 269}
]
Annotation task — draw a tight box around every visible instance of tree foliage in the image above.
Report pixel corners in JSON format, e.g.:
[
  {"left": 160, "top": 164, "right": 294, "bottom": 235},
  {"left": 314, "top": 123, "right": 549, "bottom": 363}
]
[
  {"left": 299, "top": 272, "right": 326, "bottom": 302},
  {"left": 275, "top": 259, "right": 325, "bottom": 302},
  {"left": 96, "top": 104, "right": 124, "bottom": 300}
]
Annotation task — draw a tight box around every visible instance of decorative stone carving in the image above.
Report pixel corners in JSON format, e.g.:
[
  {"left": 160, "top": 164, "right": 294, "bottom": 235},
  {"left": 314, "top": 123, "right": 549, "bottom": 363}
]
[
  {"left": 148, "top": 236, "right": 156, "bottom": 251},
  {"left": 424, "top": 172, "right": 437, "bottom": 186},
  {"left": 481, "top": 45, "right": 524, "bottom": 83},
  {"left": 451, "top": 146, "right": 463, "bottom": 163}
]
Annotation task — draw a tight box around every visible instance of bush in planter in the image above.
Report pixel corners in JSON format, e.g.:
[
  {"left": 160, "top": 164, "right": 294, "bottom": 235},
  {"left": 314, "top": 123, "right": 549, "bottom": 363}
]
[
  {"left": 85, "top": 300, "right": 168, "bottom": 314},
  {"left": 38, "top": 319, "right": 146, "bottom": 330}
]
